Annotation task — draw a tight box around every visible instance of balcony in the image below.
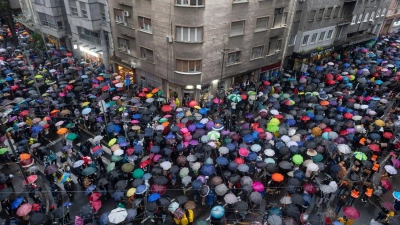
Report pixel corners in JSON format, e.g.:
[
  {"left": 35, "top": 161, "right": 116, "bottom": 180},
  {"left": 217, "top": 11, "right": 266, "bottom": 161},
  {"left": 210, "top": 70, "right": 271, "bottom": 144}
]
[
  {"left": 33, "top": 5, "right": 63, "bottom": 17},
  {"left": 337, "top": 16, "right": 353, "bottom": 25}
]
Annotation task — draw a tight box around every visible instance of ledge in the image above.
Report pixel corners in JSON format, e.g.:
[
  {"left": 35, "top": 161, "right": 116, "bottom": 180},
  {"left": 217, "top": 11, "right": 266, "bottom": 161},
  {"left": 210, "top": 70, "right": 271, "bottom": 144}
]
[
  {"left": 174, "top": 71, "right": 202, "bottom": 75},
  {"left": 174, "top": 4, "right": 205, "bottom": 8},
  {"left": 232, "top": 1, "right": 249, "bottom": 4},
  {"left": 226, "top": 62, "right": 242, "bottom": 67}
]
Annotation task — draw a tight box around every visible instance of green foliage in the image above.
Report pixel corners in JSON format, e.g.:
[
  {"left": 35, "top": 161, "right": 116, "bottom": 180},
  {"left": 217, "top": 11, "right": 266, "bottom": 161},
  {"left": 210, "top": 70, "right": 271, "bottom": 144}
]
[{"left": 28, "top": 33, "right": 44, "bottom": 51}]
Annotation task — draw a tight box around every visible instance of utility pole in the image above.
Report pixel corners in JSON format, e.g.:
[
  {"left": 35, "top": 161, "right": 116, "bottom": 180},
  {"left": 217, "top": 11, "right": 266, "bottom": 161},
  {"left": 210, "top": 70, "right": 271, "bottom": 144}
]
[{"left": 0, "top": 0, "right": 18, "bottom": 47}]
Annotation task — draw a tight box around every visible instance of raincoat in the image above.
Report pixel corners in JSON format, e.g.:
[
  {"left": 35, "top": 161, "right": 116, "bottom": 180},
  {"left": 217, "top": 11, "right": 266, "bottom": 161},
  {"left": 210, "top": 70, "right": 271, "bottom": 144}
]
[
  {"left": 180, "top": 215, "right": 188, "bottom": 225},
  {"left": 187, "top": 209, "right": 194, "bottom": 222}
]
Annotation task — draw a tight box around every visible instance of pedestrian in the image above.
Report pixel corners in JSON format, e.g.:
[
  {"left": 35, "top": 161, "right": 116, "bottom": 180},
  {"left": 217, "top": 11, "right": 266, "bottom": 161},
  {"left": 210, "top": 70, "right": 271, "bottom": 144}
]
[
  {"left": 335, "top": 195, "right": 347, "bottom": 214},
  {"left": 1, "top": 198, "right": 12, "bottom": 216},
  {"left": 348, "top": 188, "right": 360, "bottom": 205},
  {"left": 376, "top": 208, "right": 389, "bottom": 221},
  {"left": 96, "top": 155, "right": 106, "bottom": 172},
  {"left": 206, "top": 189, "right": 216, "bottom": 208},
  {"left": 5, "top": 174, "right": 14, "bottom": 191},
  {"left": 186, "top": 209, "right": 194, "bottom": 225}
]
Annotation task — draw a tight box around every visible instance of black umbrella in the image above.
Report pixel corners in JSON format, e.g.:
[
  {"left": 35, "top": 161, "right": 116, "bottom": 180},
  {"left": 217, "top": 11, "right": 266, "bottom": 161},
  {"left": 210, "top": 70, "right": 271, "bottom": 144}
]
[
  {"left": 108, "top": 171, "right": 122, "bottom": 182},
  {"left": 29, "top": 213, "right": 46, "bottom": 224},
  {"left": 266, "top": 164, "right": 277, "bottom": 174},
  {"left": 0, "top": 173, "right": 8, "bottom": 183},
  {"left": 199, "top": 185, "right": 210, "bottom": 197},
  {"left": 170, "top": 165, "right": 179, "bottom": 174},
  {"left": 283, "top": 204, "right": 300, "bottom": 219},
  {"left": 54, "top": 206, "right": 69, "bottom": 219},
  {"left": 79, "top": 205, "right": 94, "bottom": 219},
  {"left": 146, "top": 202, "right": 158, "bottom": 212},
  {"left": 115, "top": 180, "right": 127, "bottom": 190},
  {"left": 157, "top": 197, "right": 171, "bottom": 206},
  {"left": 287, "top": 178, "right": 301, "bottom": 187},
  {"left": 229, "top": 174, "right": 240, "bottom": 184},
  {"left": 279, "top": 161, "right": 293, "bottom": 169},
  {"left": 97, "top": 178, "right": 109, "bottom": 187},
  {"left": 228, "top": 161, "right": 238, "bottom": 171},
  {"left": 235, "top": 201, "right": 248, "bottom": 213},
  {"left": 152, "top": 167, "right": 163, "bottom": 175},
  {"left": 290, "top": 193, "right": 305, "bottom": 206},
  {"left": 154, "top": 176, "right": 168, "bottom": 185},
  {"left": 176, "top": 196, "right": 188, "bottom": 204},
  {"left": 132, "top": 179, "right": 143, "bottom": 187},
  {"left": 0, "top": 188, "right": 12, "bottom": 201}
]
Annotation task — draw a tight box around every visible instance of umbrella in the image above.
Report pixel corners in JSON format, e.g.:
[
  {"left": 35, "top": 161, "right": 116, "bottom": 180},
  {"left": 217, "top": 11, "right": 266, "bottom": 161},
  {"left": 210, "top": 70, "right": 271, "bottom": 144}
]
[
  {"left": 108, "top": 208, "right": 128, "bottom": 224},
  {"left": 224, "top": 193, "right": 238, "bottom": 204},
  {"left": 211, "top": 205, "right": 225, "bottom": 219},
  {"left": 343, "top": 206, "right": 360, "bottom": 219},
  {"left": 16, "top": 203, "right": 32, "bottom": 216},
  {"left": 268, "top": 214, "right": 283, "bottom": 225},
  {"left": 0, "top": 188, "right": 12, "bottom": 201},
  {"left": 215, "top": 184, "right": 228, "bottom": 196},
  {"left": 168, "top": 202, "right": 179, "bottom": 213},
  {"left": 385, "top": 165, "right": 397, "bottom": 174},
  {"left": 250, "top": 192, "right": 262, "bottom": 204},
  {"left": 184, "top": 201, "right": 196, "bottom": 210},
  {"left": 29, "top": 213, "right": 46, "bottom": 225},
  {"left": 280, "top": 196, "right": 292, "bottom": 204}
]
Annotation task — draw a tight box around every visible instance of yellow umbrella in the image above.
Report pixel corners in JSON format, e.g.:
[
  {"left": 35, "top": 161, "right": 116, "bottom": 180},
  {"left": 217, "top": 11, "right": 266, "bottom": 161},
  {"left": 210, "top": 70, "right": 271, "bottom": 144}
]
[
  {"left": 81, "top": 102, "right": 90, "bottom": 107},
  {"left": 194, "top": 106, "right": 201, "bottom": 109},
  {"left": 375, "top": 119, "right": 386, "bottom": 127},
  {"left": 312, "top": 127, "right": 322, "bottom": 136},
  {"left": 146, "top": 93, "right": 153, "bottom": 98},
  {"left": 108, "top": 138, "right": 117, "bottom": 146},
  {"left": 126, "top": 188, "right": 136, "bottom": 197},
  {"left": 42, "top": 93, "right": 49, "bottom": 96},
  {"left": 269, "top": 118, "right": 280, "bottom": 126},
  {"left": 27, "top": 80, "right": 34, "bottom": 84},
  {"left": 35, "top": 75, "right": 43, "bottom": 79}
]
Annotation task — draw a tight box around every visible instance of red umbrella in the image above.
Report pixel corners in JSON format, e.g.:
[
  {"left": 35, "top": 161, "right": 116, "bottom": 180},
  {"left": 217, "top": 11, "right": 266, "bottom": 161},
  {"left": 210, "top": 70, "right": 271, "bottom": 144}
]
[
  {"left": 300, "top": 116, "right": 310, "bottom": 121},
  {"left": 89, "top": 192, "right": 101, "bottom": 201},
  {"left": 10, "top": 85, "right": 18, "bottom": 91},
  {"left": 368, "top": 144, "right": 381, "bottom": 152},
  {"left": 19, "top": 110, "right": 29, "bottom": 117},
  {"left": 343, "top": 206, "right": 360, "bottom": 219},
  {"left": 101, "top": 86, "right": 109, "bottom": 91},
  {"left": 241, "top": 94, "right": 248, "bottom": 100},
  {"left": 126, "top": 148, "right": 134, "bottom": 155},
  {"left": 213, "top": 98, "right": 223, "bottom": 104},
  {"left": 303, "top": 183, "right": 317, "bottom": 194},
  {"left": 383, "top": 132, "right": 394, "bottom": 139},
  {"left": 16, "top": 203, "right": 32, "bottom": 216},
  {"left": 92, "top": 146, "right": 102, "bottom": 152},
  {"left": 234, "top": 158, "right": 245, "bottom": 165},
  {"left": 90, "top": 200, "right": 102, "bottom": 212},
  {"left": 23, "top": 175, "right": 38, "bottom": 185},
  {"left": 138, "top": 92, "right": 145, "bottom": 97},
  {"left": 255, "top": 128, "right": 264, "bottom": 133},
  {"left": 188, "top": 100, "right": 198, "bottom": 107},
  {"left": 161, "top": 105, "right": 172, "bottom": 112},
  {"left": 381, "top": 179, "right": 392, "bottom": 190},
  {"left": 142, "top": 87, "right": 149, "bottom": 92},
  {"left": 65, "top": 52, "right": 73, "bottom": 57},
  {"left": 151, "top": 184, "right": 166, "bottom": 194},
  {"left": 339, "top": 130, "right": 349, "bottom": 136},
  {"left": 238, "top": 148, "right": 249, "bottom": 157},
  {"left": 343, "top": 113, "right": 353, "bottom": 119},
  {"left": 20, "top": 158, "right": 35, "bottom": 168},
  {"left": 274, "top": 115, "right": 284, "bottom": 119},
  {"left": 322, "top": 128, "right": 332, "bottom": 132},
  {"left": 140, "top": 159, "right": 150, "bottom": 168},
  {"left": 325, "top": 80, "right": 336, "bottom": 85},
  {"left": 258, "top": 132, "right": 267, "bottom": 140}
]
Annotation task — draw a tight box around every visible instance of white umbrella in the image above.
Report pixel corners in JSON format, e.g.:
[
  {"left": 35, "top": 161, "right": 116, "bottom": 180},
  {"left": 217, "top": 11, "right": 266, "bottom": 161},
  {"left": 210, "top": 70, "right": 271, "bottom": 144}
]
[
  {"left": 200, "top": 118, "right": 209, "bottom": 124},
  {"left": 218, "top": 146, "right": 229, "bottom": 154},
  {"left": 281, "top": 135, "right": 291, "bottom": 143},
  {"left": 191, "top": 162, "right": 201, "bottom": 171},
  {"left": 352, "top": 115, "right": 362, "bottom": 121},
  {"left": 270, "top": 109, "right": 279, "bottom": 115},
  {"left": 337, "top": 144, "right": 352, "bottom": 154},
  {"left": 146, "top": 98, "right": 154, "bottom": 103},
  {"left": 291, "top": 134, "right": 301, "bottom": 142},
  {"left": 384, "top": 165, "right": 397, "bottom": 175},
  {"left": 328, "top": 181, "right": 338, "bottom": 192},
  {"left": 320, "top": 184, "right": 335, "bottom": 193},
  {"left": 264, "top": 149, "right": 275, "bottom": 156},
  {"left": 113, "top": 149, "right": 124, "bottom": 156},
  {"left": 108, "top": 208, "right": 128, "bottom": 224},
  {"left": 168, "top": 202, "right": 179, "bottom": 213},
  {"left": 286, "top": 141, "right": 298, "bottom": 147},
  {"left": 250, "top": 144, "right": 261, "bottom": 152},
  {"left": 156, "top": 125, "right": 165, "bottom": 131},
  {"left": 307, "top": 163, "right": 319, "bottom": 171},
  {"left": 73, "top": 160, "right": 84, "bottom": 168},
  {"left": 224, "top": 193, "right": 238, "bottom": 204},
  {"left": 182, "top": 176, "right": 192, "bottom": 186},
  {"left": 280, "top": 196, "right": 292, "bottom": 204},
  {"left": 55, "top": 121, "right": 64, "bottom": 126},
  {"left": 160, "top": 161, "right": 172, "bottom": 170}
]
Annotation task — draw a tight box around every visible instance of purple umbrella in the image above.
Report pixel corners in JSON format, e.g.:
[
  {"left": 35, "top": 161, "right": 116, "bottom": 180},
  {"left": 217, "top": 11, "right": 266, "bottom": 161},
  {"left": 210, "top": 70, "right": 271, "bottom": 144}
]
[
  {"left": 188, "top": 124, "right": 196, "bottom": 132},
  {"left": 97, "top": 117, "right": 103, "bottom": 122},
  {"left": 9, "top": 116, "right": 17, "bottom": 122},
  {"left": 195, "top": 129, "right": 206, "bottom": 135},
  {"left": 221, "top": 130, "right": 230, "bottom": 135},
  {"left": 120, "top": 142, "right": 129, "bottom": 147},
  {"left": 189, "top": 140, "right": 199, "bottom": 145},
  {"left": 206, "top": 121, "right": 214, "bottom": 130},
  {"left": 241, "top": 123, "right": 250, "bottom": 130},
  {"left": 347, "top": 128, "right": 356, "bottom": 134},
  {"left": 245, "top": 113, "right": 254, "bottom": 119},
  {"left": 329, "top": 101, "right": 337, "bottom": 106},
  {"left": 334, "top": 137, "right": 346, "bottom": 144}
]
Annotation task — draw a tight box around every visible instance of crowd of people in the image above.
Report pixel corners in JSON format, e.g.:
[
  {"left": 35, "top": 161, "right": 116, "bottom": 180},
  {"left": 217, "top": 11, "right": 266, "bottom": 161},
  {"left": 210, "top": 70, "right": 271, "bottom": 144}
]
[{"left": 0, "top": 22, "right": 400, "bottom": 225}]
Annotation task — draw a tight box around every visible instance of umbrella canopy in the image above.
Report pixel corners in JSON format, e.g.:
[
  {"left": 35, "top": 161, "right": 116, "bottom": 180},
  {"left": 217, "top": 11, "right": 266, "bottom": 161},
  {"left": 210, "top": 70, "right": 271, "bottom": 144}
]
[
  {"left": 108, "top": 208, "right": 128, "bottom": 224},
  {"left": 343, "top": 206, "right": 360, "bottom": 219}
]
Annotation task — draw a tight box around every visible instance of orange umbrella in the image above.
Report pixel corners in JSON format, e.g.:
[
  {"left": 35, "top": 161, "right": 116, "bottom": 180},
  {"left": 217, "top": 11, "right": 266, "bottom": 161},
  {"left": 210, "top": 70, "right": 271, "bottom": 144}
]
[
  {"left": 162, "top": 121, "right": 170, "bottom": 127},
  {"left": 151, "top": 88, "right": 159, "bottom": 94},
  {"left": 97, "top": 76, "right": 104, "bottom": 81},
  {"left": 50, "top": 109, "right": 59, "bottom": 114},
  {"left": 19, "top": 153, "right": 31, "bottom": 161},
  {"left": 271, "top": 173, "right": 284, "bottom": 182},
  {"left": 320, "top": 100, "right": 329, "bottom": 106},
  {"left": 57, "top": 128, "right": 68, "bottom": 135}
]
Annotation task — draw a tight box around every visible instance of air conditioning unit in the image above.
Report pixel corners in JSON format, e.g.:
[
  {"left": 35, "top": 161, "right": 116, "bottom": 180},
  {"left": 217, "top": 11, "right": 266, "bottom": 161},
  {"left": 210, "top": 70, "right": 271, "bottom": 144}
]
[
  {"left": 123, "top": 11, "right": 130, "bottom": 17},
  {"left": 369, "top": 20, "right": 374, "bottom": 24},
  {"left": 166, "top": 36, "right": 173, "bottom": 43}
]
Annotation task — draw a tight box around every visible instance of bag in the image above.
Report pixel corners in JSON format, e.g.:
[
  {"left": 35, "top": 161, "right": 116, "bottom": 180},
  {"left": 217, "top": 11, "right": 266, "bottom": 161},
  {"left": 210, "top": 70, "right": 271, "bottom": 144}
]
[{"left": 173, "top": 207, "right": 185, "bottom": 219}]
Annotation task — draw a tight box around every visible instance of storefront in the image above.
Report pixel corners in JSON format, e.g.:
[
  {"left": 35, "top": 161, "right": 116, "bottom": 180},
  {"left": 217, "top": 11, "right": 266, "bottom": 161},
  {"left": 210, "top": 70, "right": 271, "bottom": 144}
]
[
  {"left": 80, "top": 46, "right": 104, "bottom": 65},
  {"left": 259, "top": 62, "right": 281, "bottom": 81},
  {"left": 289, "top": 42, "right": 350, "bottom": 71},
  {"left": 43, "top": 34, "right": 60, "bottom": 49},
  {"left": 115, "top": 63, "right": 135, "bottom": 84}
]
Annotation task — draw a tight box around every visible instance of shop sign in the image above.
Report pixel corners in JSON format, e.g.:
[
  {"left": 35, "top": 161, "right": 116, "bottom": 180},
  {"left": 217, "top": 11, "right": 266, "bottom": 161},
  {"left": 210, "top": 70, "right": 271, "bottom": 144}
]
[{"left": 310, "top": 47, "right": 335, "bottom": 57}]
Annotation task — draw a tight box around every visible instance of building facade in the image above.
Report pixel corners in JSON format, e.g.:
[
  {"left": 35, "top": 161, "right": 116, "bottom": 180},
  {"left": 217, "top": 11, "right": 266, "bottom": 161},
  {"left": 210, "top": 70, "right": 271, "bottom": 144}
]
[
  {"left": 381, "top": 0, "right": 400, "bottom": 33},
  {"left": 286, "top": 0, "right": 389, "bottom": 71},
  {"left": 108, "top": 0, "right": 294, "bottom": 100}
]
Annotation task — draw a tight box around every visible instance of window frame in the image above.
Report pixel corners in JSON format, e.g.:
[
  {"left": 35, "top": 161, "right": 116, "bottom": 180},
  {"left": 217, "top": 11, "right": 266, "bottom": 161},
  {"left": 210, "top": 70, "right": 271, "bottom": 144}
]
[
  {"left": 370, "top": 12, "right": 375, "bottom": 21},
  {"left": 376, "top": 9, "right": 381, "bottom": 17},
  {"left": 175, "top": 0, "right": 204, "bottom": 6},
  {"left": 114, "top": 8, "right": 125, "bottom": 24},
  {"left": 308, "top": 10, "right": 316, "bottom": 22},
  {"left": 175, "top": 26, "right": 203, "bottom": 43},
  {"left": 117, "top": 37, "right": 130, "bottom": 53},
  {"left": 175, "top": 59, "right": 202, "bottom": 73},
  {"left": 232, "top": 0, "right": 249, "bottom": 3},
  {"left": 316, "top": 8, "right": 324, "bottom": 20},
  {"left": 363, "top": 12, "right": 369, "bottom": 22},
  {"left": 381, "top": 8, "right": 386, "bottom": 17},
  {"left": 333, "top": 6, "right": 341, "bottom": 18},
  {"left": 77, "top": 27, "right": 101, "bottom": 44},
  {"left": 310, "top": 33, "right": 318, "bottom": 44},
  {"left": 318, "top": 31, "right": 326, "bottom": 42},
  {"left": 255, "top": 17, "right": 269, "bottom": 32},
  {"left": 99, "top": 4, "right": 106, "bottom": 24},
  {"left": 138, "top": 16, "right": 152, "bottom": 33},
  {"left": 302, "top": 35, "right": 309, "bottom": 46},
  {"left": 288, "top": 34, "right": 296, "bottom": 46},
  {"left": 326, "top": 29, "right": 334, "bottom": 40},
  {"left": 351, "top": 15, "right": 357, "bottom": 25},
  {"left": 140, "top": 46, "right": 154, "bottom": 63},
  {"left": 227, "top": 51, "right": 241, "bottom": 66},
  {"left": 230, "top": 20, "right": 245, "bottom": 37},
  {"left": 80, "top": 2, "right": 88, "bottom": 19},
  {"left": 326, "top": 7, "right": 333, "bottom": 19},
  {"left": 251, "top": 45, "right": 264, "bottom": 60},
  {"left": 357, "top": 14, "right": 363, "bottom": 23},
  {"left": 69, "top": 0, "right": 78, "bottom": 17}
]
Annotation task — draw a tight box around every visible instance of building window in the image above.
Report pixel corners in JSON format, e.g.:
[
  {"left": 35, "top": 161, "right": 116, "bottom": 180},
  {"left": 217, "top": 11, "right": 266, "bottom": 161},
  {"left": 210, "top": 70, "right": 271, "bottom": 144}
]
[
  {"left": 77, "top": 27, "right": 100, "bottom": 44},
  {"left": 138, "top": 17, "right": 152, "bottom": 33},
  {"left": 176, "top": 26, "right": 203, "bottom": 42},
  {"left": 38, "top": 13, "right": 58, "bottom": 29},
  {"left": 57, "top": 21, "right": 64, "bottom": 29},
  {"left": 255, "top": 17, "right": 269, "bottom": 32},
  {"left": 80, "top": 2, "right": 87, "bottom": 19},
  {"left": 273, "top": 8, "right": 285, "bottom": 27},
  {"left": 308, "top": 10, "right": 316, "bottom": 22},
  {"left": 376, "top": 9, "right": 381, "bottom": 17},
  {"left": 381, "top": 8, "right": 386, "bottom": 17},
  {"left": 326, "top": 7, "right": 333, "bottom": 19},
  {"left": 276, "top": 40, "right": 282, "bottom": 51},
  {"left": 99, "top": 4, "right": 106, "bottom": 24},
  {"left": 288, "top": 34, "right": 296, "bottom": 46},
  {"left": 227, "top": 51, "right": 241, "bottom": 65},
  {"left": 251, "top": 46, "right": 264, "bottom": 59},
  {"left": 230, "top": 21, "right": 245, "bottom": 36},
  {"left": 351, "top": 15, "right": 357, "bottom": 24},
  {"left": 282, "top": 12, "right": 288, "bottom": 25},
  {"left": 357, "top": 14, "right": 363, "bottom": 23},
  {"left": 310, "top": 33, "right": 318, "bottom": 44},
  {"left": 319, "top": 31, "right": 325, "bottom": 41},
  {"left": 333, "top": 6, "right": 340, "bottom": 18},
  {"left": 326, "top": 29, "right": 334, "bottom": 39},
  {"left": 118, "top": 37, "right": 130, "bottom": 53},
  {"left": 69, "top": 0, "right": 78, "bottom": 16},
  {"left": 394, "top": 0, "right": 400, "bottom": 9},
  {"left": 176, "top": 59, "right": 202, "bottom": 73},
  {"left": 33, "top": 0, "right": 43, "bottom": 4},
  {"left": 176, "top": 0, "right": 204, "bottom": 6},
  {"left": 370, "top": 12, "right": 375, "bottom": 21},
  {"left": 316, "top": 8, "right": 324, "bottom": 20},
  {"left": 302, "top": 35, "right": 309, "bottom": 45},
  {"left": 114, "top": 9, "right": 125, "bottom": 23},
  {"left": 294, "top": 10, "right": 302, "bottom": 23},
  {"left": 363, "top": 12, "right": 369, "bottom": 22},
  {"left": 140, "top": 47, "right": 154, "bottom": 63}
]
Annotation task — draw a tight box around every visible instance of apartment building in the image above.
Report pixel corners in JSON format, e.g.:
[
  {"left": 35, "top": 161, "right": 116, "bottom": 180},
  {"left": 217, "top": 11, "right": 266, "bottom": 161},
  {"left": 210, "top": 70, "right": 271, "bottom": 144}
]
[{"left": 381, "top": 0, "right": 400, "bottom": 33}]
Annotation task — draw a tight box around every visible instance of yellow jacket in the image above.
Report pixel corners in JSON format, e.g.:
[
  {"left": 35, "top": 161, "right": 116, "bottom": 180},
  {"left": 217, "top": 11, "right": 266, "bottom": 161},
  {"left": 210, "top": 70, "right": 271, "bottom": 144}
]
[
  {"left": 175, "top": 98, "right": 180, "bottom": 107},
  {"left": 173, "top": 218, "right": 180, "bottom": 225},
  {"left": 181, "top": 215, "right": 188, "bottom": 225},
  {"left": 187, "top": 209, "right": 194, "bottom": 222}
]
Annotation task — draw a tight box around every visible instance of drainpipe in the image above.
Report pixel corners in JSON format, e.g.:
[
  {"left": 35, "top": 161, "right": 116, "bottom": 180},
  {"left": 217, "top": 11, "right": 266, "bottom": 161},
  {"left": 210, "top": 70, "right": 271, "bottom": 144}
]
[{"left": 280, "top": 0, "right": 298, "bottom": 71}]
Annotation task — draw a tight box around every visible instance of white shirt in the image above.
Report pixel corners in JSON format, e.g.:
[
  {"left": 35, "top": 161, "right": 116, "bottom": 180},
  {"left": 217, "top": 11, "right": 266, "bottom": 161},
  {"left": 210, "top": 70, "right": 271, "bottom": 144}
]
[{"left": 231, "top": 102, "right": 237, "bottom": 109}]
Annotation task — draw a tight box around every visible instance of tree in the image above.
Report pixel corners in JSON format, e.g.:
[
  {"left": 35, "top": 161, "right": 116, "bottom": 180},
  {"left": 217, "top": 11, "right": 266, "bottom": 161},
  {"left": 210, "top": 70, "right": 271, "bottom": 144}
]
[
  {"left": 28, "top": 32, "right": 44, "bottom": 52},
  {"left": 0, "top": 0, "right": 18, "bottom": 47}
]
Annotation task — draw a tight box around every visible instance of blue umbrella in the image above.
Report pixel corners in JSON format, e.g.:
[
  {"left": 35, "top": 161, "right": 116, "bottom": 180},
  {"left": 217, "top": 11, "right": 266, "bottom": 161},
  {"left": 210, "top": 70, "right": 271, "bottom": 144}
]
[
  {"left": 343, "top": 63, "right": 350, "bottom": 67},
  {"left": 247, "top": 152, "right": 257, "bottom": 161},
  {"left": 93, "top": 149, "right": 104, "bottom": 157},
  {"left": 370, "top": 133, "right": 381, "bottom": 141},
  {"left": 2, "top": 87, "right": 10, "bottom": 92},
  {"left": 243, "top": 134, "right": 255, "bottom": 143},
  {"left": 98, "top": 212, "right": 110, "bottom": 225},
  {"left": 286, "top": 119, "right": 296, "bottom": 126},
  {"left": 134, "top": 145, "right": 143, "bottom": 154},
  {"left": 216, "top": 157, "right": 229, "bottom": 165},
  {"left": 199, "top": 108, "right": 208, "bottom": 115},
  {"left": 302, "top": 193, "right": 312, "bottom": 204},
  {"left": 148, "top": 193, "right": 160, "bottom": 202},
  {"left": 201, "top": 164, "right": 215, "bottom": 176},
  {"left": 293, "top": 170, "right": 305, "bottom": 181},
  {"left": 32, "top": 126, "right": 43, "bottom": 133},
  {"left": 136, "top": 184, "right": 147, "bottom": 194},
  {"left": 192, "top": 180, "right": 202, "bottom": 190},
  {"left": 315, "top": 66, "right": 324, "bottom": 71},
  {"left": 132, "top": 114, "right": 141, "bottom": 119},
  {"left": 62, "top": 202, "right": 73, "bottom": 207},
  {"left": 113, "top": 190, "right": 125, "bottom": 201},
  {"left": 150, "top": 146, "right": 160, "bottom": 153},
  {"left": 196, "top": 123, "right": 205, "bottom": 129},
  {"left": 82, "top": 108, "right": 91, "bottom": 115},
  {"left": 12, "top": 198, "right": 23, "bottom": 210},
  {"left": 143, "top": 173, "right": 152, "bottom": 180},
  {"left": 166, "top": 133, "right": 175, "bottom": 140},
  {"left": 268, "top": 207, "right": 282, "bottom": 216},
  {"left": 226, "top": 143, "right": 236, "bottom": 151},
  {"left": 117, "top": 137, "right": 126, "bottom": 144},
  {"left": 106, "top": 124, "right": 116, "bottom": 133},
  {"left": 113, "top": 125, "right": 121, "bottom": 133},
  {"left": 85, "top": 185, "right": 96, "bottom": 195},
  {"left": 211, "top": 205, "right": 225, "bottom": 219}
]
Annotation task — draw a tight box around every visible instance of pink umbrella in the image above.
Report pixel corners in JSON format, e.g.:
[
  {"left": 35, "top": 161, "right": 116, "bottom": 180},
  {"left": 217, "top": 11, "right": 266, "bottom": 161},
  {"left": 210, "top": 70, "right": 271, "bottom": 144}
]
[
  {"left": 184, "top": 135, "right": 192, "bottom": 142},
  {"left": 213, "top": 98, "right": 223, "bottom": 104},
  {"left": 164, "top": 115, "right": 172, "bottom": 118},
  {"left": 16, "top": 203, "right": 32, "bottom": 216},
  {"left": 183, "top": 142, "right": 189, "bottom": 147},
  {"left": 59, "top": 92, "right": 66, "bottom": 97},
  {"left": 265, "top": 132, "right": 273, "bottom": 140},
  {"left": 208, "top": 142, "right": 216, "bottom": 148},
  {"left": 239, "top": 148, "right": 249, "bottom": 157},
  {"left": 252, "top": 181, "right": 265, "bottom": 192},
  {"left": 112, "top": 96, "right": 120, "bottom": 100},
  {"left": 153, "top": 154, "right": 162, "bottom": 162},
  {"left": 75, "top": 216, "right": 84, "bottom": 225},
  {"left": 180, "top": 128, "right": 189, "bottom": 134},
  {"left": 392, "top": 158, "right": 400, "bottom": 169},
  {"left": 131, "top": 120, "right": 140, "bottom": 124}
]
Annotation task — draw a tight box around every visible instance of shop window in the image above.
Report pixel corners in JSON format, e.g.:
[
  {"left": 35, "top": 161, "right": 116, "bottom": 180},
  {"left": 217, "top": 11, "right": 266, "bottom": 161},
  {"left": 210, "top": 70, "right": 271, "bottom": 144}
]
[
  {"left": 176, "top": 26, "right": 203, "bottom": 42},
  {"left": 288, "top": 34, "right": 296, "bottom": 46},
  {"left": 302, "top": 35, "right": 309, "bottom": 45},
  {"left": 230, "top": 21, "right": 245, "bottom": 36},
  {"left": 140, "top": 47, "right": 154, "bottom": 63},
  {"left": 227, "top": 51, "right": 241, "bottom": 65},
  {"left": 255, "top": 17, "right": 269, "bottom": 32},
  {"left": 176, "top": 59, "right": 202, "bottom": 73},
  {"left": 138, "top": 16, "right": 152, "bottom": 33},
  {"left": 251, "top": 46, "right": 264, "bottom": 59}
]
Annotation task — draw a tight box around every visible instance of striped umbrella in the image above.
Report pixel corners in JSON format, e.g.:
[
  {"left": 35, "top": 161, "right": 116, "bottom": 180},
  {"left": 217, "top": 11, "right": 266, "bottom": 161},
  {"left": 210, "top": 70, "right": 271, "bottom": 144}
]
[{"left": 228, "top": 94, "right": 242, "bottom": 103}]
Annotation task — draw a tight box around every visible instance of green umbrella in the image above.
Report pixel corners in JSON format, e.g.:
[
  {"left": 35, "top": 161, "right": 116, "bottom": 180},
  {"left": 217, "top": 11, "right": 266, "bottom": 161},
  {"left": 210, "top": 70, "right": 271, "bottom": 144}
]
[
  {"left": 0, "top": 148, "right": 7, "bottom": 155},
  {"left": 81, "top": 167, "right": 97, "bottom": 176},
  {"left": 248, "top": 91, "right": 256, "bottom": 96},
  {"left": 292, "top": 154, "right": 303, "bottom": 165},
  {"left": 312, "top": 153, "right": 324, "bottom": 162},
  {"left": 132, "top": 168, "right": 144, "bottom": 178},
  {"left": 66, "top": 133, "right": 77, "bottom": 141},
  {"left": 103, "top": 74, "right": 111, "bottom": 78},
  {"left": 99, "top": 73, "right": 105, "bottom": 76},
  {"left": 281, "top": 93, "right": 290, "bottom": 99},
  {"left": 108, "top": 138, "right": 117, "bottom": 146},
  {"left": 179, "top": 167, "right": 189, "bottom": 178},
  {"left": 6, "top": 127, "right": 13, "bottom": 132},
  {"left": 267, "top": 125, "right": 279, "bottom": 133},
  {"left": 228, "top": 94, "right": 242, "bottom": 103},
  {"left": 158, "top": 90, "right": 163, "bottom": 95},
  {"left": 353, "top": 151, "right": 367, "bottom": 161},
  {"left": 159, "top": 118, "right": 168, "bottom": 123},
  {"left": 65, "top": 123, "right": 75, "bottom": 128},
  {"left": 111, "top": 155, "right": 123, "bottom": 162},
  {"left": 107, "top": 162, "right": 115, "bottom": 172},
  {"left": 122, "top": 163, "right": 135, "bottom": 173},
  {"left": 108, "top": 101, "right": 116, "bottom": 107},
  {"left": 207, "top": 131, "right": 220, "bottom": 140}
]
